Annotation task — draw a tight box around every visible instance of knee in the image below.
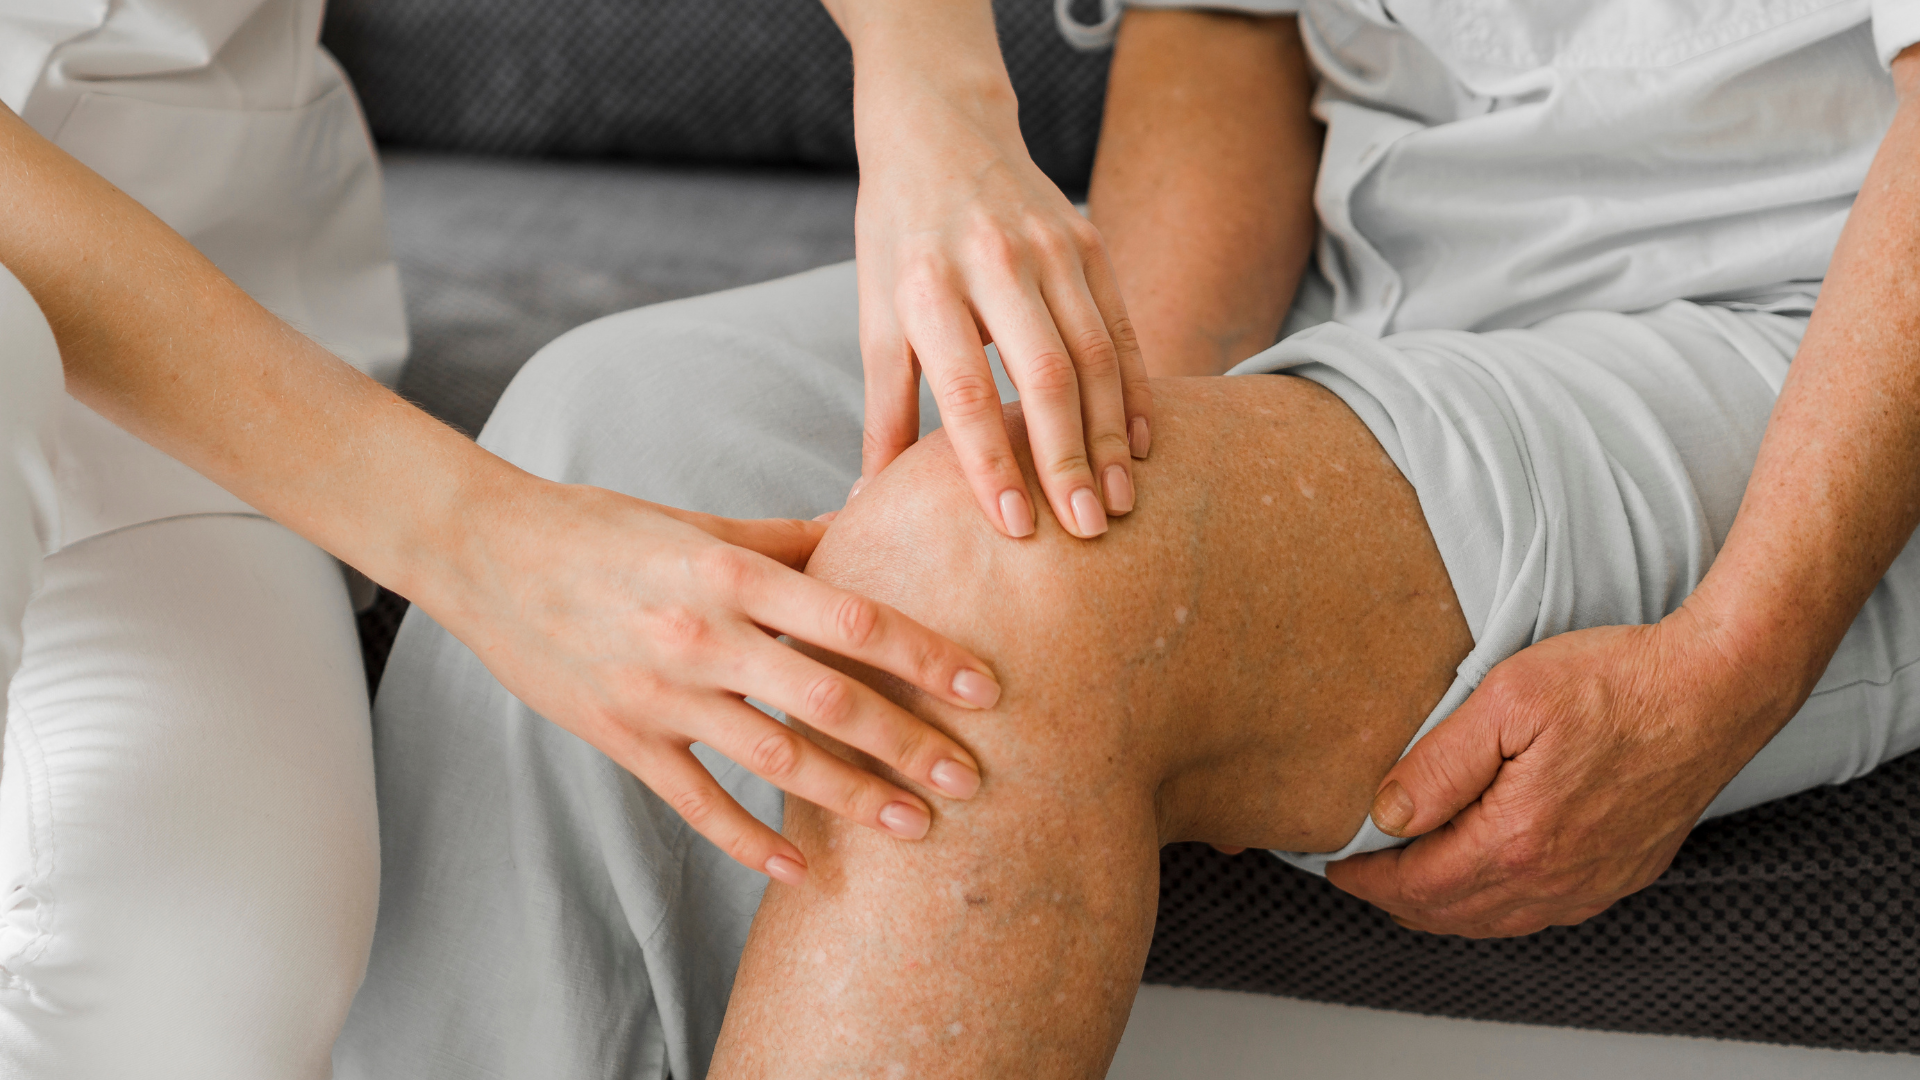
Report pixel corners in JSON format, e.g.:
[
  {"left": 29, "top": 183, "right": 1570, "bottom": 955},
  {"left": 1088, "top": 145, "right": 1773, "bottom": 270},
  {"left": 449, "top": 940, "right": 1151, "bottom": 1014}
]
[{"left": 803, "top": 406, "right": 1161, "bottom": 784}]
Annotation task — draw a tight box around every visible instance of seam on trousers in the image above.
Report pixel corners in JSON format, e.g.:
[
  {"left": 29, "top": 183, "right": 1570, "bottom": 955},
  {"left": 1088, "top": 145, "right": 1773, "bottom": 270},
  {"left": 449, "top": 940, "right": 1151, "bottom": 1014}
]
[{"left": 50, "top": 510, "right": 271, "bottom": 556}]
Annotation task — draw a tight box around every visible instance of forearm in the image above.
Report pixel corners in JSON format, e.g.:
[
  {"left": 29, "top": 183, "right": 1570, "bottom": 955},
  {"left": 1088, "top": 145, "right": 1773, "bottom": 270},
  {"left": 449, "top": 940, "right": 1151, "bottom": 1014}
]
[
  {"left": 1087, "top": 9, "right": 1320, "bottom": 377},
  {"left": 1685, "top": 47, "right": 1920, "bottom": 714},
  {"left": 0, "top": 105, "right": 520, "bottom": 611}
]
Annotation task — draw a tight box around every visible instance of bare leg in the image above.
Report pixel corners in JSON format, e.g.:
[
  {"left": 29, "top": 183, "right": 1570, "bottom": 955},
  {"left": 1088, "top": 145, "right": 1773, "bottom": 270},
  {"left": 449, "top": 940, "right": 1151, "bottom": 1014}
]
[{"left": 711, "top": 375, "right": 1471, "bottom": 1078}]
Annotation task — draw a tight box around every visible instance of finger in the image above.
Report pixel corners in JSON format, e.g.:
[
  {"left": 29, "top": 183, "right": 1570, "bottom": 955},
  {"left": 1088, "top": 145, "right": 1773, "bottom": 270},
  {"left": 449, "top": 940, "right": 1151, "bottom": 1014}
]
[
  {"left": 1325, "top": 813, "right": 1499, "bottom": 915},
  {"left": 731, "top": 547, "right": 998, "bottom": 708},
  {"left": 1368, "top": 670, "right": 1543, "bottom": 839},
  {"left": 729, "top": 617, "right": 987, "bottom": 800},
  {"left": 900, "top": 280, "right": 1036, "bottom": 538},
  {"left": 972, "top": 275, "right": 1106, "bottom": 538},
  {"left": 859, "top": 323, "right": 924, "bottom": 490},
  {"left": 624, "top": 740, "right": 808, "bottom": 885},
  {"left": 694, "top": 691, "right": 938, "bottom": 840},
  {"left": 1034, "top": 260, "right": 1136, "bottom": 516},
  {"left": 1078, "top": 237, "right": 1153, "bottom": 459}
]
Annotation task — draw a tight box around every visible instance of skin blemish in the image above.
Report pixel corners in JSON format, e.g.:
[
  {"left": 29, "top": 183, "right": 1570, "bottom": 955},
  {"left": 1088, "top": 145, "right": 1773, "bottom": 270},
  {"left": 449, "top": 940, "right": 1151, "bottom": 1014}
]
[
  {"left": 1174, "top": 606, "right": 1189, "bottom": 624},
  {"left": 1297, "top": 479, "right": 1316, "bottom": 499},
  {"left": 1262, "top": 494, "right": 1274, "bottom": 506},
  {"left": 909, "top": 1025, "right": 929, "bottom": 1045},
  {"left": 1153, "top": 636, "right": 1166, "bottom": 650},
  {"left": 812, "top": 949, "right": 828, "bottom": 965},
  {"left": 1054, "top": 991, "right": 1068, "bottom": 1004},
  {"left": 887, "top": 1063, "right": 907, "bottom": 1078},
  {"left": 966, "top": 894, "right": 989, "bottom": 907},
  {"left": 947, "top": 1023, "right": 965, "bottom": 1037}
]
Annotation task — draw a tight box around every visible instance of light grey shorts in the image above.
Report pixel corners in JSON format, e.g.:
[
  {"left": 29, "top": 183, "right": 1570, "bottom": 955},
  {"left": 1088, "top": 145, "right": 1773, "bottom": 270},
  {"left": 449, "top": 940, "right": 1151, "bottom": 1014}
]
[
  {"left": 339, "top": 262, "right": 1920, "bottom": 1076},
  {"left": 1245, "top": 302, "right": 1920, "bottom": 873}
]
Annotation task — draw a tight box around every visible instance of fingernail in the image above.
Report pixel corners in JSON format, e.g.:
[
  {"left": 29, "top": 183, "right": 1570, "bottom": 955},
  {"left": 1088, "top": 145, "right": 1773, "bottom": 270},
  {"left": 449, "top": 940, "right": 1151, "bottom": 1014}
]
[
  {"left": 1371, "top": 780, "right": 1414, "bottom": 836},
  {"left": 930, "top": 758, "right": 982, "bottom": 799},
  {"left": 951, "top": 669, "right": 1001, "bottom": 709},
  {"left": 1102, "top": 464, "right": 1134, "bottom": 514},
  {"left": 999, "top": 488, "right": 1035, "bottom": 538},
  {"left": 765, "top": 853, "right": 808, "bottom": 886},
  {"left": 1069, "top": 487, "right": 1108, "bottom": 538},
  {"left": 1130, "top": 417, "right": 1151, "bottom": 459},
  {"left": 879, "top": 801, "right": 931, "bottom": 840},
  {"left": 849, "top": 478, "right": 866, "bottom": 501}
]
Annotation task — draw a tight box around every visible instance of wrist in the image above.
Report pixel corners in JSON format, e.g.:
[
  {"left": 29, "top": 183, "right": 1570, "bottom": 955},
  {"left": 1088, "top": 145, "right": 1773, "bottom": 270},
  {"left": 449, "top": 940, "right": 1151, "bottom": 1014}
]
[
  {"left": 843, "top": 7, "right": 1021, "bottom": 146},
  {"left": 1666, "top": 578, "right": 1827, "bottom": 735}
]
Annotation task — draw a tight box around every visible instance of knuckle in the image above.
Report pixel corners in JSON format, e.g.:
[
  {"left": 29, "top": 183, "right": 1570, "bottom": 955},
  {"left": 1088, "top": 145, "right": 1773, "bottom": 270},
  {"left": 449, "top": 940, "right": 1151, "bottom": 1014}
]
[
  {"left": 749, "top": 728, "right": 806, "bottom": 781},
  {"left": 1105, "top": 313, "right": 1141, "bottom": 358},
  {"left": 831, "top": 594, "right": 883, "bottom": 651},
  {"left": 939, "top": 370, "right": 1006, "bottom": 423},
  {"left": 966, "top": 226, "right": 1021, "bottom": 274},
  {"left": 653, "top": 606, "right": 714, "bottom": 657},
  {"left": 1021, "top": 350, "right": 1079, "bottom": 397},
  {"left": 1068, "top": 329, "right": 1121, "bottom": 380},
  {"left": 668, "top": 783, "right": 721, "bottom": 828},
  {"left": 804, "top": 671, "right": 856, "bottom": 726},
  {"left": 693, "top": 544, "right": 755, "bottom": 596}
]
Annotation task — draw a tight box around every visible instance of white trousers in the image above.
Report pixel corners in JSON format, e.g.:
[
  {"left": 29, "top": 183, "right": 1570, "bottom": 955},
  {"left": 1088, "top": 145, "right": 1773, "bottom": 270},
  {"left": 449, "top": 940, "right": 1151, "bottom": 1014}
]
[{"left": 0, "top": 272, "right": 377, "bottom": 1078}]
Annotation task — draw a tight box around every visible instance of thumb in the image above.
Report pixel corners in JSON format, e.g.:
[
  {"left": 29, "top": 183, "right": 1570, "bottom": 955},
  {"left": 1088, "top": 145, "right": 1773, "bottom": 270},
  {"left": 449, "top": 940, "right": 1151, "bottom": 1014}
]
[{"left": 1370, "top": 681, "right": 1530, "bottom": 839}]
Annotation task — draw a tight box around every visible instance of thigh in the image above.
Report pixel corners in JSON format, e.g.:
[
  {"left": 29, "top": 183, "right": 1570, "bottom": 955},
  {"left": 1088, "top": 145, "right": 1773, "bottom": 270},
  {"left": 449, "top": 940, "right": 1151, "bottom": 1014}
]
[
  {"left": 0, "top": 515, "right": 375, "bottom": 1080},
  {"left": 479, "top": 260, "right": 1013, "bottom": 516}
]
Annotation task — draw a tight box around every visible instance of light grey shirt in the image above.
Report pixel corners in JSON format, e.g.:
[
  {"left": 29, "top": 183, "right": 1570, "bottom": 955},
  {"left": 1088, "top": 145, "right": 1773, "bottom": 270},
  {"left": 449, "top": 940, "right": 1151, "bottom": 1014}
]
[{"left": 1062, "top": 0, "right": 1920, "bottom": 334}]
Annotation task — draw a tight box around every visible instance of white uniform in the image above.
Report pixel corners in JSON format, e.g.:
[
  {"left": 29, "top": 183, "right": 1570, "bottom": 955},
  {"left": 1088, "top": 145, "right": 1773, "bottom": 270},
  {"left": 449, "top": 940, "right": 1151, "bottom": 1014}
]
[{"left": 0, "top": 2, "right": 401, "bottom": 1075}]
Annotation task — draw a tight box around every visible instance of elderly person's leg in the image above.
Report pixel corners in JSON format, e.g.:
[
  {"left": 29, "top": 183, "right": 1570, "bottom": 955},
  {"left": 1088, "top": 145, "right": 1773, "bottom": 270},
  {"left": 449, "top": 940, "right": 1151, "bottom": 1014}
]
[
  {"left": 713, "top": 375, "right": 1473, "bottom": 1077},
  {"left": 340, "top": 261, "right": 1009, "bottom": 1079}
]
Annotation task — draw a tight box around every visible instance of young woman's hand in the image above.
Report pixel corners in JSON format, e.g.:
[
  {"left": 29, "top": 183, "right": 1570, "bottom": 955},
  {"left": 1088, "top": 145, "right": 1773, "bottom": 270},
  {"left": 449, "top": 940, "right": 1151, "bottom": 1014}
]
[
  {"left": 830, "top": 0, "right": 1152, "bottom": 539},
  {"left": 433, "top": 479, "right": 1001, "bottom": 886}
]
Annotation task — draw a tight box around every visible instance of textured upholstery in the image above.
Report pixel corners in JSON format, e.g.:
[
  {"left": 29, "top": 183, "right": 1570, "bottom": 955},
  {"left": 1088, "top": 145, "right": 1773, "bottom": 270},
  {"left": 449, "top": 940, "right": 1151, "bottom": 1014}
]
[{"left": 323, "top": 0, "right": 1111, "bottom": 189}]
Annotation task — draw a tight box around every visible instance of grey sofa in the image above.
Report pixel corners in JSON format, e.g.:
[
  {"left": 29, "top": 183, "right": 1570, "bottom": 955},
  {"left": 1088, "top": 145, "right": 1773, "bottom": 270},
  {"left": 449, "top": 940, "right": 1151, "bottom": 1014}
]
[{"left": 328, "top": 0, "right": 1920, "bottom": 1061}]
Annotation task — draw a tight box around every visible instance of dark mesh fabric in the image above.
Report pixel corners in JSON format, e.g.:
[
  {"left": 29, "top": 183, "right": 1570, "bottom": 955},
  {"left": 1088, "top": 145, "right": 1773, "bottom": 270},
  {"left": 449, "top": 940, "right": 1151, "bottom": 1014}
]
[
  {"left": 1147, "top": 753, "right": 1920, "bottom": 1053},
  {"left": 322, "top": 0, "right": 1111, "bottom": 189}
]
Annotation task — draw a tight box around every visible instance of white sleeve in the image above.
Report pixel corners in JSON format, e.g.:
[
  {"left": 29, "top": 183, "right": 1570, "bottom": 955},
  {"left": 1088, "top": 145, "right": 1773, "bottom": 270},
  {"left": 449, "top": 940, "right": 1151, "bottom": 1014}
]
[
  {"left": 1875, "top": 0, "right": 1920, "bottom": 68},
  {"left": 1056, "top": 0, "right": 1301, "bottom": 51},
  {"left": 0, "top": 1, "right": 107, "bottom": 115}
]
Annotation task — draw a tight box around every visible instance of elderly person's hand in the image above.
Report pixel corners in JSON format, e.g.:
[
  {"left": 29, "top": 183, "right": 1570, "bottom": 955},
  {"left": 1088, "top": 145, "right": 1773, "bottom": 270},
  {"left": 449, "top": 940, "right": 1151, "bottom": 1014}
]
[
  {"left": 1326, "top": 609, "right": 1794, "bottom": 937},
  {"left": 823, "top": 0, "right": 1152, "bottom": 540}
]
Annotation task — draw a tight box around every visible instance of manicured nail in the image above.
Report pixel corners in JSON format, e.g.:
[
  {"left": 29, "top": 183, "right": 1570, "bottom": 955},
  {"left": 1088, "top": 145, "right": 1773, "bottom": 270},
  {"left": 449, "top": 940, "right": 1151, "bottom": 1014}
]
[
  {"left": 1069, "top": 487, "right": 1108, "bottom": 538},
  {"left": 1102, "top": 464, "right": 1134, "bottom": 514},
  {"left": 999, "top": 488, "right": 1035, "bottom": 538},
  {"left": 765, "top": 853, "right": 808, "bottom": 886},
  {"left": 930, "top": 758, "right": 982, "bottom": 799},
  {"left": 1371, "top": 780, "right": 1414, "bottom": 836},
  {"left": 951, "top": 669, "right": 1001, "bottom": 709},
  {"left": 879, "top": 801, "right": 931, "bottom": 840},
  {"left": 1130, "top": 417, "right": 1151, "bottom": 459}
]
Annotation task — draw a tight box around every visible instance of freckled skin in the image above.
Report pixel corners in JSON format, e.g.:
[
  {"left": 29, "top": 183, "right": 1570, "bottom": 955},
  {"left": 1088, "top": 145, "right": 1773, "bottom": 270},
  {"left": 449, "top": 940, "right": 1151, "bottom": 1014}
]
[{"left": 710, "top": 376, "right": 1473, "bottom": 1079}]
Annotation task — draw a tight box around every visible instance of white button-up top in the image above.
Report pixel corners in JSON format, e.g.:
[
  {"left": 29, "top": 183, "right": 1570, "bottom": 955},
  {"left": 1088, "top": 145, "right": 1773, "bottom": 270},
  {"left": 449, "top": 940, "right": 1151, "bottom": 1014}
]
[{"left": 1063, "top": 0, "right": 1920, "bottom": 334}]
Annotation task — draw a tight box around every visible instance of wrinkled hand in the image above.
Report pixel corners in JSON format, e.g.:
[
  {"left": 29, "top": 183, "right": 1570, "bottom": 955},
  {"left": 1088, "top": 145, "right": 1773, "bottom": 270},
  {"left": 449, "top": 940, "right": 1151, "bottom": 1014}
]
[
  {"left": 437, "top": 479, "right": 1002, "bottom": 886},
  {"left": 1327, "top": 612, "right": 1796, "bottom": 937},
  {"left": 852, "top": 65, "right": 1152, "bottom": 539}
]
